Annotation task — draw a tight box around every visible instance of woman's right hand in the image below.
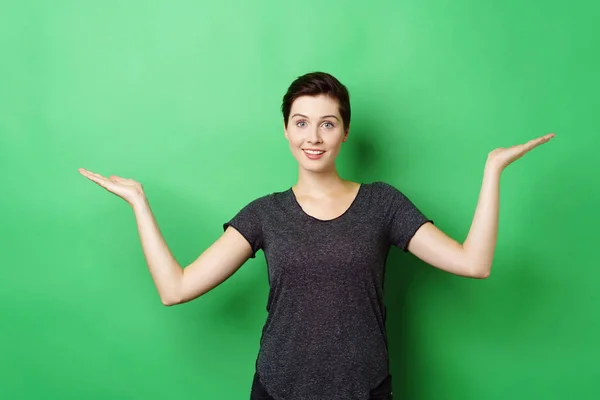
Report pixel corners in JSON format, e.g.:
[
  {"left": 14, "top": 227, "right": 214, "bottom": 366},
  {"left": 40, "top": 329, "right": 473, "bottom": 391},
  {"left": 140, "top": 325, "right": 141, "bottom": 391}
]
[{"left": 79, "top": 168, "right": 146, "bottom": 207}]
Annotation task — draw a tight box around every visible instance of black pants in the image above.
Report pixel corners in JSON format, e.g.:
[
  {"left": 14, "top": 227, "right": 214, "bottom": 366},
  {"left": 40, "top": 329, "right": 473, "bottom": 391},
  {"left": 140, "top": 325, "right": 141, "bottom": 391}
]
[{"left": 250, "top": 371, "right": 393, "bottom": 400}]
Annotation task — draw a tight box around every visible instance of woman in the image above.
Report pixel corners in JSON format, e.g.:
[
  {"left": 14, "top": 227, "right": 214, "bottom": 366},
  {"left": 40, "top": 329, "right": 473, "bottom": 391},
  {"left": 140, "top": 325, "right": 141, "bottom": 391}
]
[{"left": 79, "top": 72, "right": 554, "bottom": 400}]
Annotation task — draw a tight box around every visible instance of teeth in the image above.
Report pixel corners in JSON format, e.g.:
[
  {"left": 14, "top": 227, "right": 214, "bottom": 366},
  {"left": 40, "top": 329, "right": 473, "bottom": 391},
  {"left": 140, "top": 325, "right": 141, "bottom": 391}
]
[{"left": 304, "top": 150, "right": 324, "bottom": 155}]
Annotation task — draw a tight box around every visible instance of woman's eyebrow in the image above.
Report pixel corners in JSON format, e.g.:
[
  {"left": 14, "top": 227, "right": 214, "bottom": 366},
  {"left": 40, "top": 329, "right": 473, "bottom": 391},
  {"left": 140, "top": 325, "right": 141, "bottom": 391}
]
[{"left": 291, "top": 113, "right": 340, "bottom": 121}]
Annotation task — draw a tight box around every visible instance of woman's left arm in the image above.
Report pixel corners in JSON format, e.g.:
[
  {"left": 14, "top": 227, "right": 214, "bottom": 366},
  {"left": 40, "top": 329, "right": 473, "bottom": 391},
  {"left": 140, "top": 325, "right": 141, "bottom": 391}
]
[{"left": 407, "top": 133, "right": 556, "bottom": 279}]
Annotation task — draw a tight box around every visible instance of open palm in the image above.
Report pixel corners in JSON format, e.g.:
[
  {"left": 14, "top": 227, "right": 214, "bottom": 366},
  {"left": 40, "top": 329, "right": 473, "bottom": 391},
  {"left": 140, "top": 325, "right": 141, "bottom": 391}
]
[
  {"left": 488, "top": 133, "right": 555, "bottom": 171},
  {"left": 79, "top": 168, "right": 145, "bottom": 206}
]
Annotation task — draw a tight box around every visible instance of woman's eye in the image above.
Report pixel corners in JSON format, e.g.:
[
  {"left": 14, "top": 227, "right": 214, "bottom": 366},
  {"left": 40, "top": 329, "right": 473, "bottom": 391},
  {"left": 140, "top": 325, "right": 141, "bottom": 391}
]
[
  {"left": 296, "top": 121, "right": 307, "bottom": 128},
  {"left": 322, "top": 122, "right": 334, "bottom": 128}
]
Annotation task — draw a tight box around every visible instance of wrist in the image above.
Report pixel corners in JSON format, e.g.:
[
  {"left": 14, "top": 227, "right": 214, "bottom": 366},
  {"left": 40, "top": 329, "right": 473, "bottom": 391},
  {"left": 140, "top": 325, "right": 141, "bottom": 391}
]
[
  {"left": 130, "top": 192, "right": 149, "bottom": 211},
  {"left": 484, "top": 157, "right": 503, "bottom": 176}
]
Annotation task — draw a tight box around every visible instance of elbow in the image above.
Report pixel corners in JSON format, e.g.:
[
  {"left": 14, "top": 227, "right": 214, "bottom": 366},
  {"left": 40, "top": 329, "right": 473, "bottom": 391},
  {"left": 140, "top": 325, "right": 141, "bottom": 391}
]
[
  {"left": 160, "top": 276, "right": 185, "bottom": 306},
  {"left": 160, "top": 293, "right": 183, "bottom": 306},
  {"left": 161, "top": 297, "right": 179, "bottom": 306},
  {"left": 470, "top": 265, "right": 491, "bottom": 279},
  {"left": 474, "top": 271, "right": 491, "bottom": 279}
]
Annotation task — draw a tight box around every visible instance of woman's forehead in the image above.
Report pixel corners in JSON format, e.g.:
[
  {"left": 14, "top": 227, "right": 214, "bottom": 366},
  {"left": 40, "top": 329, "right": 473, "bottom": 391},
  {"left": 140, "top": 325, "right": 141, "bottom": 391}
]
[{"left": 290, "top": 95, "right": 340, "bottom": 117}]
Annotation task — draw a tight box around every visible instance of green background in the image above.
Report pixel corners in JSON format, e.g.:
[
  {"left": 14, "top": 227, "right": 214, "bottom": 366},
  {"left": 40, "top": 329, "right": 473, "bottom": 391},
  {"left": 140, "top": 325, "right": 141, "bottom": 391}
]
[{"left": 1, "top": 0, "right": 598, "bottom": 398}]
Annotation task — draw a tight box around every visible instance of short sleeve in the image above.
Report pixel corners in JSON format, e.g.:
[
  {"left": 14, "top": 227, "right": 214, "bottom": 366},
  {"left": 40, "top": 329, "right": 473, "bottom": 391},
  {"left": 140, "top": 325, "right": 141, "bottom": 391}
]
[
  {"left": 222, "top": 199, "right": 264, "bottom": 259},
  {"left": 380, "top": 182, "right": 433, "bottom": 252}
]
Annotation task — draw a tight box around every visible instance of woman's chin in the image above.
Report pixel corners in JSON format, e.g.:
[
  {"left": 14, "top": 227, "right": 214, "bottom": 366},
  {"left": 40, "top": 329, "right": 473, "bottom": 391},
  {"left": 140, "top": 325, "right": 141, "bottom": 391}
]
[
  {"left": 292, "top": 153, "right": 338, "bottom": 173},
  {"left": 298, "top": 162, "right": 334, "bottom": 173}
]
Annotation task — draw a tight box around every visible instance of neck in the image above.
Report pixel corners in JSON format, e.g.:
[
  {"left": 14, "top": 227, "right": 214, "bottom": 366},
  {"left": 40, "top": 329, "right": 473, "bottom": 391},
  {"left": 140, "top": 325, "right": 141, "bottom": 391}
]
[{"left": 293, "top": 166, "right": 349, "bottom": 196}]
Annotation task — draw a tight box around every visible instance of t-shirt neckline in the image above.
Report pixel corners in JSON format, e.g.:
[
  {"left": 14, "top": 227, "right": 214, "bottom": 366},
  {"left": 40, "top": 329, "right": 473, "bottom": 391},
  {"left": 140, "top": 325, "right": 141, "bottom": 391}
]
[{"left": 288, "top": 183, "right": 364, "bottom": 223}]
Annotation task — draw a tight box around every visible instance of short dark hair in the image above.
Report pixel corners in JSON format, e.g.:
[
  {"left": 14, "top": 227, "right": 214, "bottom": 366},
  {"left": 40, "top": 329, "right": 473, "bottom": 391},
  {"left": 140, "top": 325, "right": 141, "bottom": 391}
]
[{"left": 281, "top": 72, "right": 351, "bottom": 132}]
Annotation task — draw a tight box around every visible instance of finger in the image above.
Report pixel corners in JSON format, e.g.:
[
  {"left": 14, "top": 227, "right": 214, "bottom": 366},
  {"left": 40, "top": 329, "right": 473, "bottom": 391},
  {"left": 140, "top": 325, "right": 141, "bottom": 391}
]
[
  {"left": 109, "top": 175, "right": 126, "bottom": 182},
  {"left": 80, "top": 169, "right": 114, "bottom": 189},
  {"left": 87, "top": 174, "right": 111, "bottom": 187},
  {"left": 80, "top": 169, "right": 122, "bottom": 183},
  {"left": 81, "top": 169, "right": 108, "bottom": 182},
  {"left": 534, "top": 133, "right": 554, "bottom": 144},
  {"left": 542, "top": 132, "right": 555, "bottom": 142},
  {"left": 524, "top": 133, "right": 554, "bottom": 151}
]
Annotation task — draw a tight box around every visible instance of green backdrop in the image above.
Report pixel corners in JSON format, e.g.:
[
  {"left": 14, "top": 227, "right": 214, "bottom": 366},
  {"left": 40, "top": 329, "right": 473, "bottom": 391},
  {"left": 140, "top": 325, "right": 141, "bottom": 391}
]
[{"left": 1, "top": 0, "right": 598, "bottom": 399}]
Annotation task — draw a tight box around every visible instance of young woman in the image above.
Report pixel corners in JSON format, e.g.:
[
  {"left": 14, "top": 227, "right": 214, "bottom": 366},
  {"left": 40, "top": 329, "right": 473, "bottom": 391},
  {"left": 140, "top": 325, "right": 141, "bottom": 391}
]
[{"left": 79, "top": 72, "right": 554, "bottom": 400}]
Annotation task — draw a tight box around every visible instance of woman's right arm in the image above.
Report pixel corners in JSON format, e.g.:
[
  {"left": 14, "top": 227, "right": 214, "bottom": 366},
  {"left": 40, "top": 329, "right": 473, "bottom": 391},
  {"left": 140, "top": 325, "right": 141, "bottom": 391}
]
[
  {"left": 78, "top": 168, "right": 252, "bottom": 306},
  {"left": 132, "top": 196, "right": 253, "bottom": 306}
]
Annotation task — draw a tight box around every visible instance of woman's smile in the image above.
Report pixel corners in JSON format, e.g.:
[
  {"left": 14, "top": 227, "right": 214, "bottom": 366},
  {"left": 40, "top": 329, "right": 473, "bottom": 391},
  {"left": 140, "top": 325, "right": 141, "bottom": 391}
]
[{"left": 302, "top": 149, "right": 326, "bottom": 160}]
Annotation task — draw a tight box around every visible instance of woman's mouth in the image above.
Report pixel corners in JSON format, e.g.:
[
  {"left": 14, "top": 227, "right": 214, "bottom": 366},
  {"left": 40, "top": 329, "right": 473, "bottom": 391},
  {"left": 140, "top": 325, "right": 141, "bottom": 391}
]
[{"left": 302, "top": 149, "right": 326, "bottom": 160}]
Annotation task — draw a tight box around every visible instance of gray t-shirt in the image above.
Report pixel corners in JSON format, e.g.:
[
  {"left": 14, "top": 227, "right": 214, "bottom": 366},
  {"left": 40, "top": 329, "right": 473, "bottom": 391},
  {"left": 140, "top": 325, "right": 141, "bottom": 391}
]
[{"left": 223, "top": 181, "right": 433, "bottom": 400}]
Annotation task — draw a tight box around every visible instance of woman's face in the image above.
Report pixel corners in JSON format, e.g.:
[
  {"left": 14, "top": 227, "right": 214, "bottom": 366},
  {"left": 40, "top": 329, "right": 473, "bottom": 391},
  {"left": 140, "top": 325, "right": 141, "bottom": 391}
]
[{"left": 284, "top": 94, "right": 348, "bottom": 173}]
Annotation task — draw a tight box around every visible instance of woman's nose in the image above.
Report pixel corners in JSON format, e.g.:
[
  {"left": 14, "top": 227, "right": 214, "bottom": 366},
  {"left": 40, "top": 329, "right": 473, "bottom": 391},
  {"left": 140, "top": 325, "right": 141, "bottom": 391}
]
[{"left": 308, "top": 128, "right": 323, "bottom": 144}]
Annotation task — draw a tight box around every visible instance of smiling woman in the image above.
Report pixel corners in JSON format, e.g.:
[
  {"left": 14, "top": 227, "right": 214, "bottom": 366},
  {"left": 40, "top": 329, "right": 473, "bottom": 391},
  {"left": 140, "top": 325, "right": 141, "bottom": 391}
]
[
  {"left": 285, "top": 94, "right": 347, "bottom": 167},
  {"left": 79, "top": 71, "right": 554, "bottom": 400},
  {"left": 282, "top": 73, "right": 351, "bottom": 174}
]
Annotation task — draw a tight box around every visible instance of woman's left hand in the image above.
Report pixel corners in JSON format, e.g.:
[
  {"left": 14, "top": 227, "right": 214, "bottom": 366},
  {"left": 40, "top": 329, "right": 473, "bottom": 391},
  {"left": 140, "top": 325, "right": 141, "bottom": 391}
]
[{"left": 487, "top": 133, "right": 556, "bottom": 172}]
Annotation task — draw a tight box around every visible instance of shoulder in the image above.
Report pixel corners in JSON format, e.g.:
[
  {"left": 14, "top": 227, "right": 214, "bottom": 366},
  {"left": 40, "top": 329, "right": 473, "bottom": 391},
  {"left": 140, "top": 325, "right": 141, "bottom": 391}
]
[
  {"left": 238, "top": 188, "right": 290, "bottom": 212},
  {"left": 361, "top": 181, "right": 422, "bottom": 214},
  {"left": 363, "top": 181, "right": 404, "bottom": 199},
  {"left": 368, "top": 181, "right": 396, "bottom": 191}
]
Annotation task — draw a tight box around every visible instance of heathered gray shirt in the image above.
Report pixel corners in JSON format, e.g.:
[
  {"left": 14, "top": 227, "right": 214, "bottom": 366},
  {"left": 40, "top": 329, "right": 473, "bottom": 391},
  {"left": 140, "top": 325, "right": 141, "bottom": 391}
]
[{"left": 223, "top": 181, "right": 433, "bottom": 400}]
